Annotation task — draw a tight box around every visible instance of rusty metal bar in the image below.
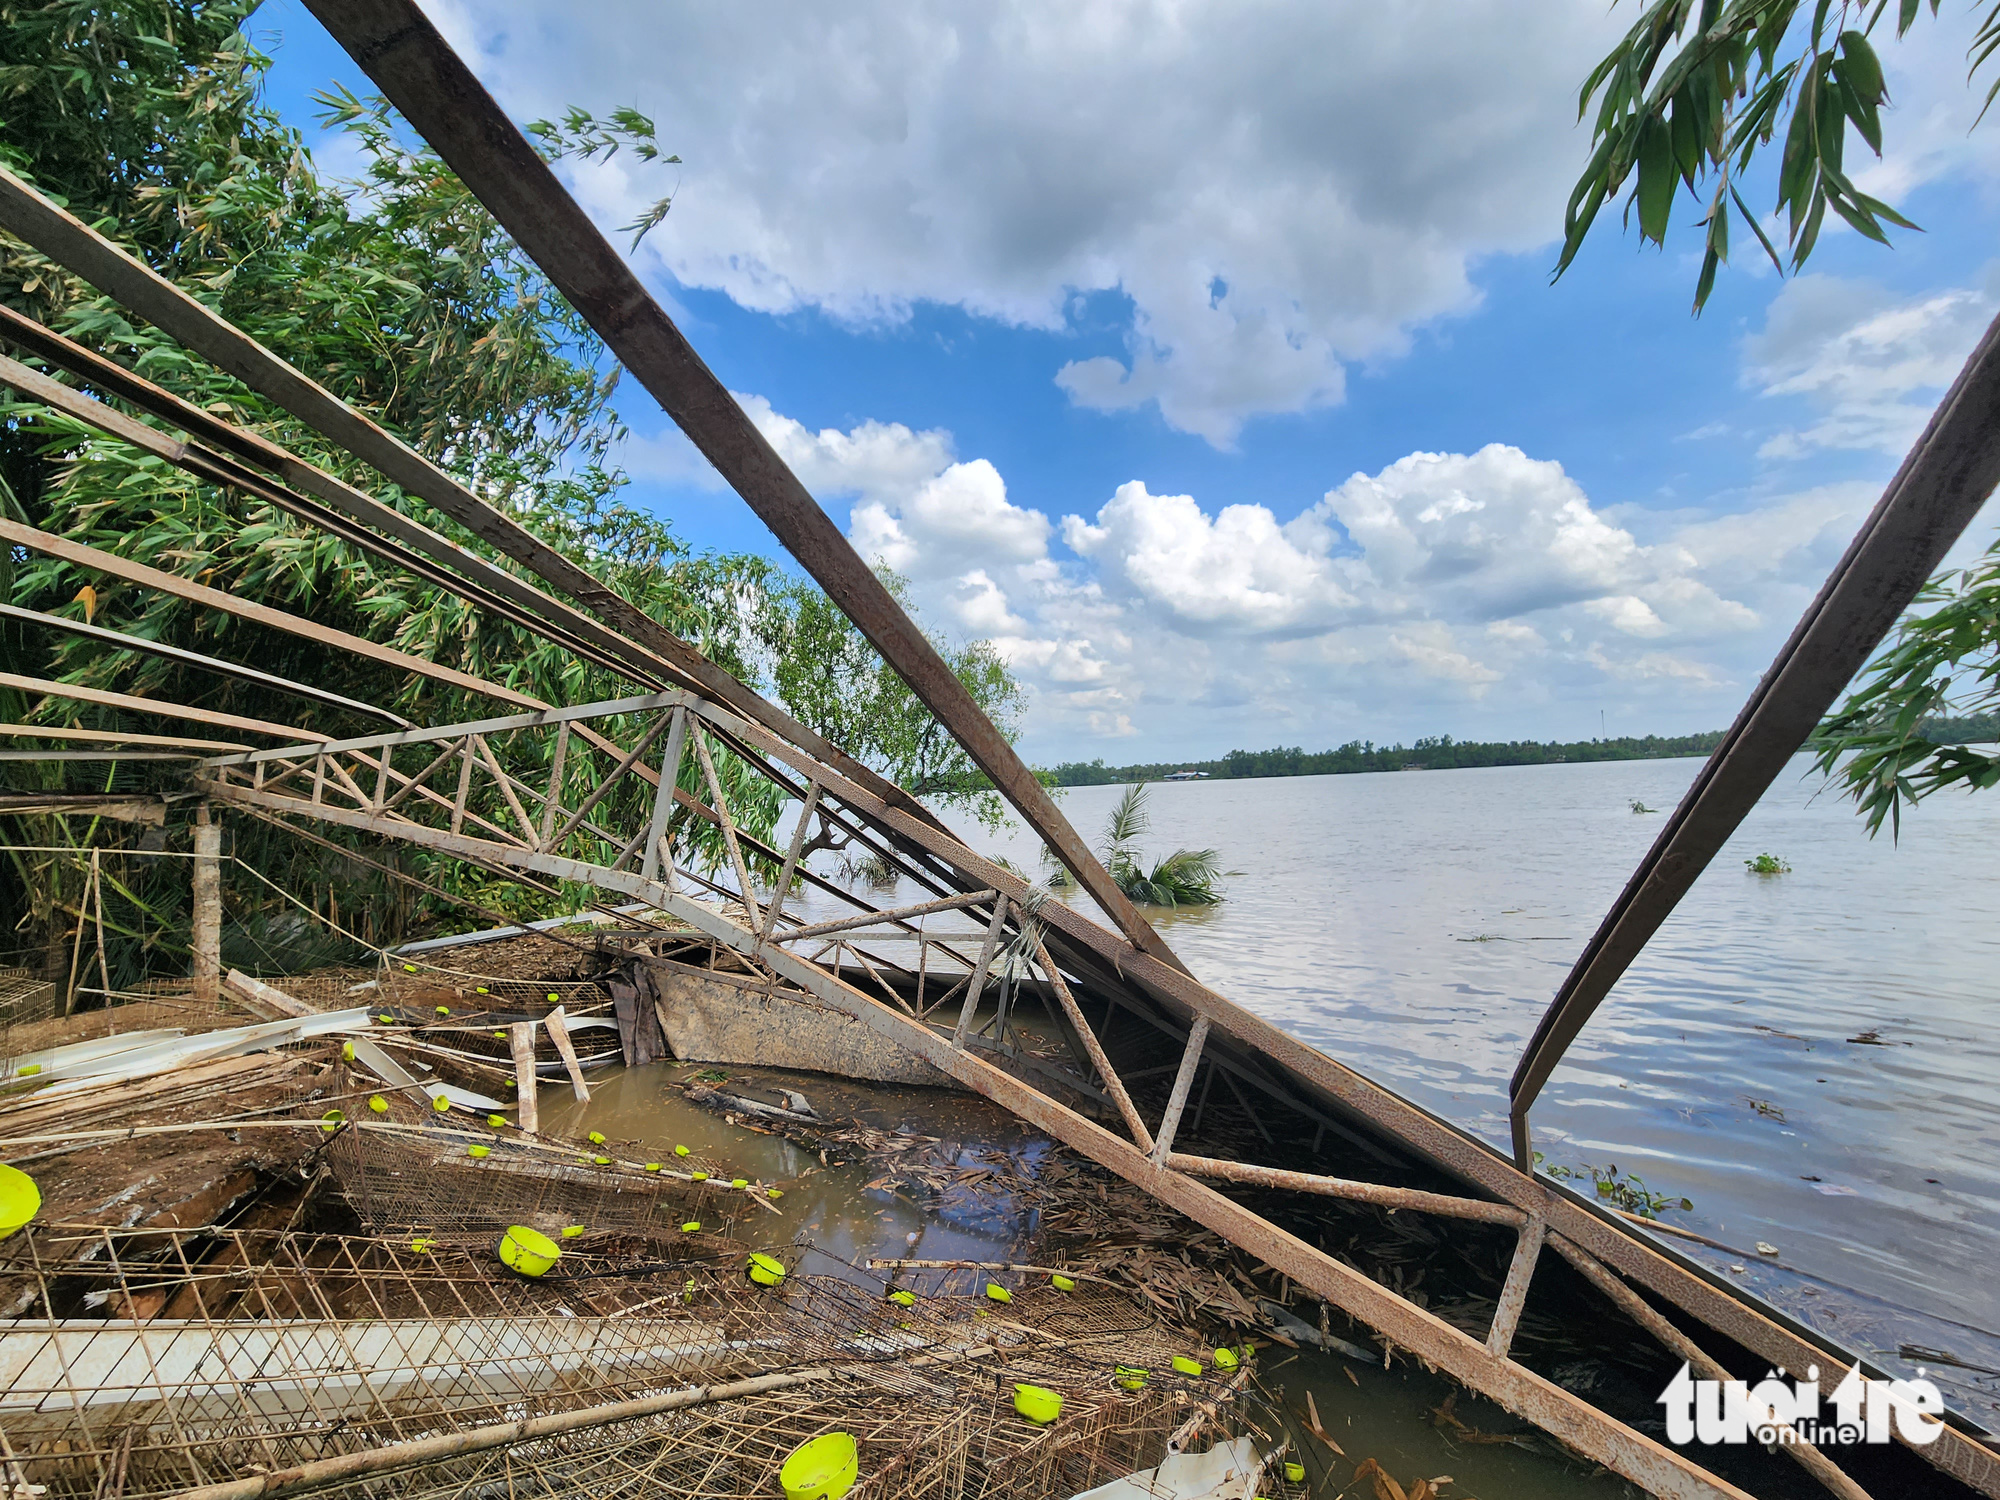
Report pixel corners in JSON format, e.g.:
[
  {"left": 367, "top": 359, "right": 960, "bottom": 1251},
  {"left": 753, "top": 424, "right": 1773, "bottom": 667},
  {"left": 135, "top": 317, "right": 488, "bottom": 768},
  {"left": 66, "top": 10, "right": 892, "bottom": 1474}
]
[
  {"left": 0, "top": 671, "right": 309, "bottom": 741},
  {"left": 0, "top": 303, "right": 681, "bottom": 690},
  {"left": 690, "top": 726, "right": 762, "bottom": 933},
  {"left": 0, "top": 518, "right": 545, "bottom": 713},
  {"left": 297, "top": 0, "right": 1181, "bottom": 969},
  {"left": 193, "top": 779, "right": 1754, "bottom": 1500},
  {"left": 757, "top": 780, "right": 820, "bottom": 943},
  {"left": 1149, "top": 1014, "right": 1210, "bottom": 1166},
  {"left": 0, "top": 163, "right": 951, "bottom": 843},
  {"left": 0, "top": 348, "right": 646, "bottom": 686},
  {"left": 539, "top": 720, "right": 572, "bottom": 848},
  {"left": 0, "top": 603, "right": 410, "bottom": 729},
  {"left": 548, "top": 711, "right": 674, "bottom": 852},
  {"left": 3, "top": 722, "right": 249, "bottom": 752},
  {"left": 1485, "top": 1217, "right": 1545, "bottom": 1357},
  {"left": 1031, "top": 933, "right": 1152, "bottom": 1153},
  {"left": 471, "top": 733, "right": 537, "bottom": 844},
  {"left": 1548, "top": 1234, "right": 1877, "bottom": 1500},
  {"left": 1164, "top": 1154, "right": 1529, "bottom": 1227},
  {"left": 1511, "top": 307, "right": 2000, "bottom": 1169},
  {"left": 771, "top": 889, "right": 997, "bottom": 944},
  {"left": 952, "top": 899, "right": 1010, "bottom": 1047},
  {"left": 639, "top": 706, "right": 688, "bottom": 884}
]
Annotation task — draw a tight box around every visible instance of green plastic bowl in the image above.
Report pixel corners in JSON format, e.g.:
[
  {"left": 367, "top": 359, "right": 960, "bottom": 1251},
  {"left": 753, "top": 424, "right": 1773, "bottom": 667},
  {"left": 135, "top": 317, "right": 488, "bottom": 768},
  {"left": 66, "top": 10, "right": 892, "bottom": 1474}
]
[
  {"left": 1284, "top": 1460, "right": 1307, "bottom": 1482},
  {"left": 748, "top": 1252, "right": 787, "bottom": 1287},
  {"left": 0, "top": 1164, "right": 40, "bottom": 1239},
  {"left": 1013, "top": 1384, "right": 1062, "bottom": 1424},
  {"left": 778, "top": 1431, "right": 857, "bottom": 1500},
  {"left": 497, "top": 1224, "right": 559, "bottom": 1278}
]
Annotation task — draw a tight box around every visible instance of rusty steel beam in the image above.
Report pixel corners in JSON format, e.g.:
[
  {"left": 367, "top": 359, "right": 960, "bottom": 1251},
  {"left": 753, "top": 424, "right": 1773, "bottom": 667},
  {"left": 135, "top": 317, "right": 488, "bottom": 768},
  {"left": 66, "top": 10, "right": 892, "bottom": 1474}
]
[
  {"left": 0, "top": 304, "right": 685, "bottom": 692},
  {"left": 1549, "top": 1234, "right": 1878, "bottom": 1500},
  {"left": 295, "top": 0, "right": 1181, "bottom": 970},
  {"left": 2, "top": 723, "right": 249, "bottom": 752},
  {"left": 0, "top": 349, "right": 648, "bottom": 686},
  {"left": 194, "top": 776, "right": 1754, "bottom": 1500},
  {"left": 1485, "top": 1217, "right": 1545, "bottom": 1357},
  {"left": 0, "top": 672, "right": 309, "bottom": 740},
  {"left": 0, "top": 518, "right": 547, "bottom": 714},
  {"left": 0, "top": 603, "right": 410, "bottom": 730},
  {"left": 770, "top": 889, "right": 997, "bottom": 944},
  {"left": 1164, "top": 1153, "right": 1529, "bottom": 1228},
  {"left": 1511, "top": 308, "right": 2000, "bottom": 1168},
  {"left": 0, "top": 165, "right": 951, "bottom": 844}
]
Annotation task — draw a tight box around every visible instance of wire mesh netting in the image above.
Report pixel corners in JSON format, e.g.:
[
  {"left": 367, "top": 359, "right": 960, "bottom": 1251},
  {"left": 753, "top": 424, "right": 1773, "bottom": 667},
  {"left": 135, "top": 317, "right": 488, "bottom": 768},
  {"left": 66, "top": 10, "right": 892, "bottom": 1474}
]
[{"left": 0, "top": 1224, "right": 1256, "bottom": 1499}]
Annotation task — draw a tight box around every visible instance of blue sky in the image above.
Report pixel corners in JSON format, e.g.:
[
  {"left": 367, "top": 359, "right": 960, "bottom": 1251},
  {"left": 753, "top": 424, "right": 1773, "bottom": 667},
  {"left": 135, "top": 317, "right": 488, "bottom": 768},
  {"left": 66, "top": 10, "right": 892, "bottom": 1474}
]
[{"left": 252, "top": 1, "right": 2000, "bottom": 764}]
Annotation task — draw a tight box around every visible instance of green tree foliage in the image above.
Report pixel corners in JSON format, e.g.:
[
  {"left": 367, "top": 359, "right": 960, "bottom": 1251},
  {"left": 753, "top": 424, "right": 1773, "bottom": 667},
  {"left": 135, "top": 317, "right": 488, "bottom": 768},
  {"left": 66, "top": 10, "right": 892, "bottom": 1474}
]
[
  {"left": 1558, "top": 5, "right": 2000, "bottom": 837},
  {"left": 1554, "top": 0, "right": 2000, "bottom": 312},
  {"left": 0, "top": 1, "right": 1022, "bottom": 977},
  {"left": 1811, "top": 535, "right": 2000, "bottom": 836},
  {"left": 1049, "top": 731, "right": 1727, "bottom": 786}
]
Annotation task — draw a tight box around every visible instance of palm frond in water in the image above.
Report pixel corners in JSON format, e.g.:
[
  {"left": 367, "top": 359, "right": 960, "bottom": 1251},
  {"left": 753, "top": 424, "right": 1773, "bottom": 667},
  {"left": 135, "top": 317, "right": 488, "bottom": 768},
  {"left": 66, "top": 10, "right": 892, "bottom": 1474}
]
[
  {"left": 1114, "top": 846, "right": 1230, "bottom": 907},
  {"left": 1103, "top": 782, "right": 1151, "bottom": 854}
]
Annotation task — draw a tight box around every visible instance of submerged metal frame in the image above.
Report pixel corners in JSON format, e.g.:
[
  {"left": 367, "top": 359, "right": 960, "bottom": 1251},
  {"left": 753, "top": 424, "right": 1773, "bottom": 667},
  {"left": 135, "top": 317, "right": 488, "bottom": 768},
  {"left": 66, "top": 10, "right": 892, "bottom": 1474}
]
[{"left": 0, "top": 20, "right": 1995, "bottom": 1494}]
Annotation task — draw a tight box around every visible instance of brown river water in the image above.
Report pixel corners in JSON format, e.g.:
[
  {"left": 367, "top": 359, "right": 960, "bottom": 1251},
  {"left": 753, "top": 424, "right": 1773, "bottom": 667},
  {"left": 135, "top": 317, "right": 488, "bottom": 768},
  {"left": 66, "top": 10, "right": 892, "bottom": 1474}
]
[{"left": 546, "top": 751, "right": 2000, "bottom": 1492}]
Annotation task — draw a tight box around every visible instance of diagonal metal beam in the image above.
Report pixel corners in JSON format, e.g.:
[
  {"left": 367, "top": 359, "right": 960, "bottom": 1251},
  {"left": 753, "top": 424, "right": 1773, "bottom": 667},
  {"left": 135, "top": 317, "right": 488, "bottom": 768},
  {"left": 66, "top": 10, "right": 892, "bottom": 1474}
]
[
  {"left": 1509, "top": 307, "right": 2000, "bottom": 1170},
  {"left": 295, "top": 0, "right": 1183, "bottom": 972},
  {"left": 0, "top": 163, "right": 953, "bottom": 844},
  {"left": 0, "top": 671, "right": 308, "bottom": 740},
  {"left": 0, "top": 350, "right": 646, "bottom": 685},
  {"left": 769, "top": 889, "right": 996, "bottom": 944},
  {"left": 0, "top": 603, "right": 410, "bottom": 728},
  {"left": 194, "top": 776, "right": 1754, "bottom": 1500},
  {"left": 0, "top": 303, "right": 682, "bottom": 691},
  {"left": 0, "top": 518, "right": 543, "bottom": 714}
]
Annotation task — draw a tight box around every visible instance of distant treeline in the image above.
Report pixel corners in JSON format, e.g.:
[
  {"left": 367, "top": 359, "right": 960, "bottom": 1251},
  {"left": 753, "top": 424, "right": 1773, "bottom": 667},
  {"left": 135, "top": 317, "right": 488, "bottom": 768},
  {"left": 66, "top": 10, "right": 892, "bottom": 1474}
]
[
  {"left": 1048, "top": 731, "right": 1729, "bottom": 787},
  {"left": 1921, "top": 712, "right": 2000, "bottom": 744}
]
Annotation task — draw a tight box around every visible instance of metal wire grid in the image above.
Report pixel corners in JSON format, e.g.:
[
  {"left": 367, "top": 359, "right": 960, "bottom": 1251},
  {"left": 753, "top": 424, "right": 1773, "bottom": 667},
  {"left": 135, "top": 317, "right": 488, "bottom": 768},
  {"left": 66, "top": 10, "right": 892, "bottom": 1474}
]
[{"left": 0, "top": 1224, "right": 1232, "bottom": 1499}]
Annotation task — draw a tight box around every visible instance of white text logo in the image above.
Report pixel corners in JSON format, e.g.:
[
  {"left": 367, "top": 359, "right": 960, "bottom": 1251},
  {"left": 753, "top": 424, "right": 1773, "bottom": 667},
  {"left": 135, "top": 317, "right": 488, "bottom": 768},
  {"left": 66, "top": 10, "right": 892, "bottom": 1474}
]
[{"left": 1659, "top": 1363, "right": 1945, "bottom": 1446}]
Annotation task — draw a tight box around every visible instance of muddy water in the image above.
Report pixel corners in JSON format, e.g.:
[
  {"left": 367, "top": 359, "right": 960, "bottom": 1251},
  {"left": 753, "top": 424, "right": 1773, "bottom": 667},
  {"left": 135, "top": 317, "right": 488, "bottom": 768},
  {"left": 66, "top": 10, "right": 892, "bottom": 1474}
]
[
  {"left": 546, "top": 1059, "right": 1630, "bottom": 1498},
  {"left": 946, "top": 755, "right": 2000, "bottom": 1427}
]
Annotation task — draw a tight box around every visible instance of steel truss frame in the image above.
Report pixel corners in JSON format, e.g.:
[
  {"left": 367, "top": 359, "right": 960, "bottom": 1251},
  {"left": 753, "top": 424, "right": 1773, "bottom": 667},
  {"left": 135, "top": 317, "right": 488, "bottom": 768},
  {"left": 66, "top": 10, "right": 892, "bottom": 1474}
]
[{"left": 0, "top": 14, "right": 1994, "bottom": 1493}]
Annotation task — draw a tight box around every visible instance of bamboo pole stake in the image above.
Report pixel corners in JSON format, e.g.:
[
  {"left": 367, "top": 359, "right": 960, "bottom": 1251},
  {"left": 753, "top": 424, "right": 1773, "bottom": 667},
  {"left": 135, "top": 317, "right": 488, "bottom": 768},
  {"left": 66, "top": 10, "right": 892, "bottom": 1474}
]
[
  {"left": 543, "top": 1004, "right": 589, "bottom": 1102},
  {"left": 508, "top": 1020, "right": 540, "bottom": 1133},
  {"left": 190, "top": 802, "right": 221, "bottom": 1005}
]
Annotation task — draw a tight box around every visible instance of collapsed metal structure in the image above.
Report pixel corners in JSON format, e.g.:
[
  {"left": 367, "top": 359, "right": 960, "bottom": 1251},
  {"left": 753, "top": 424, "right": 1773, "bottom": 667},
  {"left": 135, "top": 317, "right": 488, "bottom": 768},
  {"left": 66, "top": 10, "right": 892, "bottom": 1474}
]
[{"left": 4, "top": 4, "right": 1999, "bottom": 1495}]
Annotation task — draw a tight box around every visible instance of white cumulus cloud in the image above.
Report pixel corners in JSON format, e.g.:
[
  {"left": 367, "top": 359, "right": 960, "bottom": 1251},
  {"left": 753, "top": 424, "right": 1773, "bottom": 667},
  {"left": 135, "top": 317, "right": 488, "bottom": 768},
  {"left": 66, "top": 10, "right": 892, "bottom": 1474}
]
[
  {"left": 710, "top": 396, "right": 1866, "bottom": 755},
  {"left": 1747, "top": 266, "right": 2000, "bottom": 460},
  {"left": 423, "top": 0, "right": 1626, "bottom": 445}
]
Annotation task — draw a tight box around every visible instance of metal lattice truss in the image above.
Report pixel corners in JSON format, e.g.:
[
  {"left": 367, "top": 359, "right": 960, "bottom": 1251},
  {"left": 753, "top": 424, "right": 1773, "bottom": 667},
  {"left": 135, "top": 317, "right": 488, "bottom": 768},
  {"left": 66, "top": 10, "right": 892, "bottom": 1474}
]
[{"left": 4, "top": 5, "right": 2000, "bottom": 1494}]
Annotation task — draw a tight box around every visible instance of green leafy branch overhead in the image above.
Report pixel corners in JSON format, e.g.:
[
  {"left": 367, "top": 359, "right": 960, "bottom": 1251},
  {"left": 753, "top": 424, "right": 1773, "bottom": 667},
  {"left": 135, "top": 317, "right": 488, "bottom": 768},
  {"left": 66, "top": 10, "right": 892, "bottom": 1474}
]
[
  {"left": 1557, "top": 0, "right": 2000, "bottom": 311},
  {"left": 1810, "top": 533, "right": 2000, "bottom": 837}
]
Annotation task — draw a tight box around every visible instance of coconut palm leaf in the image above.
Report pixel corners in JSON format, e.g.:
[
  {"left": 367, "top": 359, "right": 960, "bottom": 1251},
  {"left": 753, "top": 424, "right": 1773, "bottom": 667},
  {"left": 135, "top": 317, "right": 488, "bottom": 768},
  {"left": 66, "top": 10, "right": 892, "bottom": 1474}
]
[
  {"left": 1103, "top": 781, "right": 1151, "bottom": 855},
  {"left": 1115, "top": 847, "right": 1232, "bottom": 907}
]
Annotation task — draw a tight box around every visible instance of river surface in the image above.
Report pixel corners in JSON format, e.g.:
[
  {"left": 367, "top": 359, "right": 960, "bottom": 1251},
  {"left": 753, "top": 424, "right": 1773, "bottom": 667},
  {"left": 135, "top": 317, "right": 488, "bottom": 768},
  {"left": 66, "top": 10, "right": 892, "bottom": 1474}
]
[{"left": 946, "top": 755, "right": 2000, "bottom": 1422}]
